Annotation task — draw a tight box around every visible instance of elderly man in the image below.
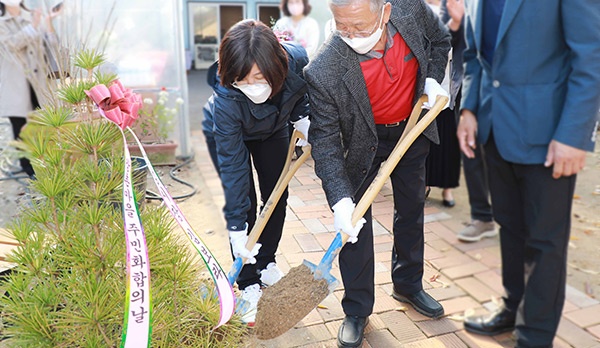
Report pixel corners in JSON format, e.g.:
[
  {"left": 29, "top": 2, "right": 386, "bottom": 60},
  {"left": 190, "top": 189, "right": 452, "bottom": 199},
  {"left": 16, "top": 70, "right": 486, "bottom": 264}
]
[{"left": 304, "top": 0, "right": 450, "bottom": 347}]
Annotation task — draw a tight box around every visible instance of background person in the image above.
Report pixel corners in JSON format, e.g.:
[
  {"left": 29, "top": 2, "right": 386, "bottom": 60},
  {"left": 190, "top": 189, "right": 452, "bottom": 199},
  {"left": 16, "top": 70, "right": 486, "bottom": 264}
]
[
  {"left": 304, "top": 0, "right": 450, "bottom": 347},
  {"left": 457, "top": 0, "right": 600, "bottom": 346},
  {"left": 274, "top": 0, "right": 320, "bottom": 58},
  {"left": 443, "top": 0, "right": 495, "bottom": 242},
  {"left": 0, "top": 0, "right": 59, "bottom": 178},
  {"left": 424, "top": 0, "right": 461, "bottom": 208},
  {"left": 202, "top": 19, "right": 310, "bottom": 325}
]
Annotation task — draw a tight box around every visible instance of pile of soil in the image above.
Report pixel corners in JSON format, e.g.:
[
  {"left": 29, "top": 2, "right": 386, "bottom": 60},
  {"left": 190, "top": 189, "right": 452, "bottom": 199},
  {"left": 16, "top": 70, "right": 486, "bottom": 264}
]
[{"left": 254, "top": 264, "right": 329, "bottom": 339}]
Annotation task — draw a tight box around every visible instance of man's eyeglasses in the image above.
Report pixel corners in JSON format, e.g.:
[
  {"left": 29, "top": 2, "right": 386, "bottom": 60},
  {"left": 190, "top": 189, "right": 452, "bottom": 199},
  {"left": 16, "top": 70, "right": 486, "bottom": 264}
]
[{"left": 332, "top": 7, "right": 383, "bottom": 39}]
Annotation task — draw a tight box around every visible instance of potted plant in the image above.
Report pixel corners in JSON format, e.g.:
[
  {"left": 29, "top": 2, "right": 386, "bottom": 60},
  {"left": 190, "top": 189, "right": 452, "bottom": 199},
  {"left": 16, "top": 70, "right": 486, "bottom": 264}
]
[
  {"left": 127, "top": 87, "right": 181, "bottom": 165},
  {"left": 0, "top": 46, "right": 245, "bottom": 346}
]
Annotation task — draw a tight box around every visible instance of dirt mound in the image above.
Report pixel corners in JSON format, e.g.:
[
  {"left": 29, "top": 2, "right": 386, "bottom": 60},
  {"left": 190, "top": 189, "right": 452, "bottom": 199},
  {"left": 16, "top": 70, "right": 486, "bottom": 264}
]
[{"left": 254, "top": 264, "right": 329, "bottom": 339}]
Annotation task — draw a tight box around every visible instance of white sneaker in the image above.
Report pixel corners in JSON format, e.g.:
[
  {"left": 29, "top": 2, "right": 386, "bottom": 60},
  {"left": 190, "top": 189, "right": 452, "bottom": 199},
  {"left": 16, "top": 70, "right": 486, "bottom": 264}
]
[
  {"left": 240, "top": 283, "right": 262, "bottom": 325},
  {"left": 260, "top": 262, "right": 284, "bottom": 287}
]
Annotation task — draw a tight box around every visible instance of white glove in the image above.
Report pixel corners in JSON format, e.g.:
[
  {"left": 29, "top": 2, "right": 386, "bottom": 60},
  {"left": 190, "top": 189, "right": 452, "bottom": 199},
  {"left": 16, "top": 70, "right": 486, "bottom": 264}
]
[
  {"left": 229, "top": 225, "right": 261, "bottom": 264},
  {"left": 292, "top": 117, "right": 310, "bottom": 147},
  {"left": 423, "top": 78, "right": 450, "bottom": 110},
  {"left": 332, "top": 197, "right": 366, "bottom": 244}
]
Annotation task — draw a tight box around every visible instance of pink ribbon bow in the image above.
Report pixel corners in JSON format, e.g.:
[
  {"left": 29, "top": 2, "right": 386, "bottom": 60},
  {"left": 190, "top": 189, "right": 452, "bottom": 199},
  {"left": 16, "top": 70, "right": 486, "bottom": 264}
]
[{"left": 85, "top": 80, "right": 142, "bottom": 129}]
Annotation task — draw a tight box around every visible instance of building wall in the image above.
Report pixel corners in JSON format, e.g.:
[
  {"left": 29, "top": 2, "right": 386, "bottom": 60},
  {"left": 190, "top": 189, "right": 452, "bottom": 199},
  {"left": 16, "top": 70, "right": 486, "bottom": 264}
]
[{"left": 183, "top": 0, "right": 333, "bottom": 59}]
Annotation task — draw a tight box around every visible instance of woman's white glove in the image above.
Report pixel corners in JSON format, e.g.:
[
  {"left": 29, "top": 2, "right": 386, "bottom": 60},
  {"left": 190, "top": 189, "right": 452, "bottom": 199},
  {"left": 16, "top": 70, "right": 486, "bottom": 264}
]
[
  {"left": 229, "top": 225, "right": 261, "bottom": 264},
  {"left": 292, "top": 117, "right": 310, "bottom": 147},
  {"left": 332, "top": 197, "right": 366, "bottom": 244},
  {"left": 423, "top": 78, "right": 450, "bottom": 110}
]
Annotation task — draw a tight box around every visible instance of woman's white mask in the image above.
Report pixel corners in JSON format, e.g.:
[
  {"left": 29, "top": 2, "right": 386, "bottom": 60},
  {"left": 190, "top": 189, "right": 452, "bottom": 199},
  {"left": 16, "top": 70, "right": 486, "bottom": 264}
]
[
  {"left": 233, "top": 83, "right": 272, "bottom": 104},
  {"left": 288, "top": 3, "right": 304, "bottom": 17},
  {"left": 341, "top": 7, "right": 385, "bottom": 55}
]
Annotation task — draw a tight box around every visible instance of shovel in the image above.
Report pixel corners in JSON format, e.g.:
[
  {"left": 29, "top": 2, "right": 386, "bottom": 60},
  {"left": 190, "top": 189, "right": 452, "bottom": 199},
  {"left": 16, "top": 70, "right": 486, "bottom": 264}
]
[
  {"left": 227, "top": 130, "right": 311, "bottom": 285},
  {"left": 254, "top": 94, "right": 448, "bottom": 339}
]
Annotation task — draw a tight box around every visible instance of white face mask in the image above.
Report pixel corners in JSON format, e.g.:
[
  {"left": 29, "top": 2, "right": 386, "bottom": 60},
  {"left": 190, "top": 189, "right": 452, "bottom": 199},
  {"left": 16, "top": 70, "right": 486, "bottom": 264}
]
[
  {"left": 233, "top": 82, "right": 272, "bottom": 104},
  {"left": 1, "top": 0, "right": 22, "bottom": 7},
  {"left": 340, "top": 7, "right": 385, "bottom": 55},
  {"left": 288, "top": 3, "right": 304, "bottom": 17}
]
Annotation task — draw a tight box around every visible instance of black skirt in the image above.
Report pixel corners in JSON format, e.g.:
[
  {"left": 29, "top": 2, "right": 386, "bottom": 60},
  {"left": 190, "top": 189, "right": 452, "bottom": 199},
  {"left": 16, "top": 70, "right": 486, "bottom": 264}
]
[{"left": 426, "top": 105, "right": 461, "bottom": 189}]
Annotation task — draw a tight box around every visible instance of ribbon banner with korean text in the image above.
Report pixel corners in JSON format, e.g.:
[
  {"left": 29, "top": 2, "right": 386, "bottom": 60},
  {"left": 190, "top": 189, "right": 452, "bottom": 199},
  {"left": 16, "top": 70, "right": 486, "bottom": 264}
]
[{"left": 85, "top": 80, "right": 236, "bottom": 347}]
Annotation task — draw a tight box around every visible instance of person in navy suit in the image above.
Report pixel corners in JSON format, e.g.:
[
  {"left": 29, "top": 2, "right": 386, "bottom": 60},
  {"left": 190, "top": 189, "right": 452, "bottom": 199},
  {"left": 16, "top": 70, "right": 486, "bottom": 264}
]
[{"left": 457, "top": 0, "right": 600, "bottom": 346}]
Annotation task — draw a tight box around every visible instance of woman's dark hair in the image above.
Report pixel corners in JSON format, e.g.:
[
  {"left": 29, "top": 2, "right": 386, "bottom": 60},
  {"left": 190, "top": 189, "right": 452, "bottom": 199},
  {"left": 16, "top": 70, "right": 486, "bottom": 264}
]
[
  {"left": 218, "top": 19, "right": 288, "bottom": 97},
  {"left": 280, "top": 0, "right": 312, "bottom": 17},
  {"left": 1, "top": 2, "right": 28, "bottom": 17}
]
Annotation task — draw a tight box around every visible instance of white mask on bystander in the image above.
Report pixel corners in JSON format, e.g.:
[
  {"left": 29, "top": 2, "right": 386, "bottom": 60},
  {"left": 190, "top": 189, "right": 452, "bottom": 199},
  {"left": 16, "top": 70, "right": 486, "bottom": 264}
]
[{"left": 288, "top": 3, "right": 304, "bottom": 17}]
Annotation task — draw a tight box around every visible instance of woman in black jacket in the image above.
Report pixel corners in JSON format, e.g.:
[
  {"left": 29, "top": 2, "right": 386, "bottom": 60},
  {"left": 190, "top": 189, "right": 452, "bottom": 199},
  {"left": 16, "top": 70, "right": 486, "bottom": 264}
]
[{"left": 202, "top": 19, "right": 310, "bottom": 325}]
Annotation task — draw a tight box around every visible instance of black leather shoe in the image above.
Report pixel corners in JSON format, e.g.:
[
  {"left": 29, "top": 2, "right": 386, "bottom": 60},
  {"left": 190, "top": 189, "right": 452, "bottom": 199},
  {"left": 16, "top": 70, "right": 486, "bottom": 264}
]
[
  {"left": 442, "top": 199, "right": 456, "bottom": 207},
  {"left": 337, "top": 315, "right": 369, "bottom": 348},
  {"left": 464, "top": 307, "right": 516, "bottom": 336},
  {"left": 392, "top": 289, "right": 444, "bottom": 318}
]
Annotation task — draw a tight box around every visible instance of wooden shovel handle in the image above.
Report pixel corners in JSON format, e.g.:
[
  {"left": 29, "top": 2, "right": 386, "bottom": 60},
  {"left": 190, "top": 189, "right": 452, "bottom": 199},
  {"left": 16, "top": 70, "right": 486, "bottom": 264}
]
[
  {"left": 244, "top": 130, "right": 311, "bottom": 251},
  {"left": 342, "top": 94, "right": 448, "bottom": 244}
]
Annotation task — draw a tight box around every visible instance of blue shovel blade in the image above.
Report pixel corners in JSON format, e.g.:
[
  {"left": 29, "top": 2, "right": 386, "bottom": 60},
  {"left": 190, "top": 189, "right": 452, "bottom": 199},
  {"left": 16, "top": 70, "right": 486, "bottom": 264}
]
[
  {"left": 227, "top": 257, "right": 244, "bottom": 285},
  {"left": 303, "top": 232, "right": 344, "bottom": 293},
  {"left": 225, "top": 257, "right": 254, "bottom": 315}
]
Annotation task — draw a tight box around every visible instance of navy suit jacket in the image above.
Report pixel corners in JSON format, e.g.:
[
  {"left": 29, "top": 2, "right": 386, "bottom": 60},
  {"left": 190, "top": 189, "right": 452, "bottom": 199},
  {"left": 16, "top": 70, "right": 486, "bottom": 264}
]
[{"left": 462, "top": 0, "right": 600, "bottom": 164}]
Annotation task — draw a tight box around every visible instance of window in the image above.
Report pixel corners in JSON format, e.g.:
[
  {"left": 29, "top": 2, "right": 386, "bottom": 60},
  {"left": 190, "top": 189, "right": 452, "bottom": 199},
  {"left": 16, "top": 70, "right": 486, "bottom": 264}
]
[
  {"left": 188, "top": 3, "right": 245, "bottom": 69},
  {"left": 258, "top": 4, "right": 280, "bottom": 27}
]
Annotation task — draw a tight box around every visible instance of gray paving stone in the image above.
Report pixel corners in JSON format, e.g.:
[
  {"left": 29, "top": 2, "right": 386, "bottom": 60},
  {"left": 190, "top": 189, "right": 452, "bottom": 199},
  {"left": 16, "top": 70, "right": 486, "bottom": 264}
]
[
  {"left": 566, "top": 284, "right": 600, "bottom": 308},
  {"left": 364, "top": 329, "right": 401, "bottom": 348},
  {"left": 294, "top": 233, "right": 322, "bottom": 252},
  {"left": 424, "top": 211, "right": 452, "bottom": 224},
  {"left": 415, "top": 317, "right": 462, "bottom": 337}
]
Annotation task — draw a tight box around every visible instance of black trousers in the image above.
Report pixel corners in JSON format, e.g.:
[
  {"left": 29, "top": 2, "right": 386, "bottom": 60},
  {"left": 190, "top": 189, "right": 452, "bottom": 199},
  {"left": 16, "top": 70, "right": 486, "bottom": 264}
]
[
  {"left": 236, "top": 131, "right": 289, "bottom": 289},
  {"left": 7, "top": 84, "right": 38, "bottom": 177},
  {"left": 425, "top": 102, "right": 461, "bottom": 189},
  {"left": 462, "top": 144, "right": 493, "bottom": 222},
  {"left": 340, "top": 122, "right": 430, "bottom": 317},
  {"left": 8, "top": 116, "right": 35, "bottom": 176},
  {"left": 485, "top": 134, "right": 575, "bottom": 347}
]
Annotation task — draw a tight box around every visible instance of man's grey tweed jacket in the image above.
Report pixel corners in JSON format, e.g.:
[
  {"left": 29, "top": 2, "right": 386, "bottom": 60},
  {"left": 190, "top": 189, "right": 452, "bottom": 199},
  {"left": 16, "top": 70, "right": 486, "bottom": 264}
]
[{"left": 305, "top": 0, "right": 451, "bottom": 207}]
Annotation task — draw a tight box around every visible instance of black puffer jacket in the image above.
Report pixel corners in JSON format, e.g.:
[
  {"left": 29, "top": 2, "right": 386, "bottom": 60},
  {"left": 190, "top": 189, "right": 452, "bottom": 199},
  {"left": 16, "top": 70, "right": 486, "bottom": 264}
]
[{"left": 203, "top": 42, "right": 310, "bottom": 230}]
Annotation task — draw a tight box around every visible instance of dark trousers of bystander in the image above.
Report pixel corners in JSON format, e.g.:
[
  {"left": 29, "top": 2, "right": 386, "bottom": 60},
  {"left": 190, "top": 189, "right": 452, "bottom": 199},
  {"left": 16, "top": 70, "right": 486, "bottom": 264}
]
[
  {"left": 8, "top": 116, "right": 35, "bottom": 177},
  {"left": 485, "top": 133, "right": 575, "bottom": 347},
  {"left": 462, "top": 144, "right": 493, "bottom": 222}
]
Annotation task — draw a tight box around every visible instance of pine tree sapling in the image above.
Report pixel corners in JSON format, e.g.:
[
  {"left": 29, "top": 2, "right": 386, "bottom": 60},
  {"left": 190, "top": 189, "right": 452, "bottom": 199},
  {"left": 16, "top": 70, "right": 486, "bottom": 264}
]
[{"left": 0, "top": 49, "right": 246, "bottom": 347}]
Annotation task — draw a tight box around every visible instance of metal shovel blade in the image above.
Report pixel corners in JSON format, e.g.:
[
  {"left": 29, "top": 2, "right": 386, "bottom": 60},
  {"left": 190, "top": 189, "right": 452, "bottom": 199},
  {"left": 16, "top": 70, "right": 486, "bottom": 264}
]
[{"left": 302, "top": 231, "right": 344, "bottom": 293}]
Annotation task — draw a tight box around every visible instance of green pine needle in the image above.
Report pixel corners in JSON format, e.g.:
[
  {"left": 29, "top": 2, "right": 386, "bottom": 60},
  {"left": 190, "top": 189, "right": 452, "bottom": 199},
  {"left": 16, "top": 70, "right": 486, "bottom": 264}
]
[
  {"left": 30, "top": 106, "right": 74, "bottom": 128},
  {"left": 93, "top": 71, "right": 118, "bottom": 86},
  {"left": 73, "top": 49, "right": 106, "bottom": 71},
  {"left": 57, "top": 80, "right": 89, "bottom": 105}
]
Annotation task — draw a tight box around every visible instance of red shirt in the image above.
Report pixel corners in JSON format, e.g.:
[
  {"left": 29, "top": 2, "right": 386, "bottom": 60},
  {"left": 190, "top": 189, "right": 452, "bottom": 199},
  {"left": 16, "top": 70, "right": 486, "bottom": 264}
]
[{"left": 360, "top": 33, "right": 418, "bottom": 124}]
